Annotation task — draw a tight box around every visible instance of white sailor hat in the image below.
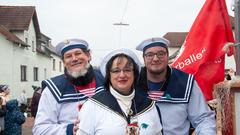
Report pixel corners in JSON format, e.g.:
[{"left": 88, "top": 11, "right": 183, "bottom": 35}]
[
  {"left": 100, "top": 48, "right": 142, "bottom": 77},
  {"left": 55, "top": 38, "right": 89, "bottom": 57},
  {"left": 136, "top": 37, "right": 170, "bottom": 53}
]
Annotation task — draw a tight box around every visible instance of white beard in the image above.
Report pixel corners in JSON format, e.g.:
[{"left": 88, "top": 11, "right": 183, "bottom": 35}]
[{"left": 67, "top": 63, "right": 90, "bottom": 78}]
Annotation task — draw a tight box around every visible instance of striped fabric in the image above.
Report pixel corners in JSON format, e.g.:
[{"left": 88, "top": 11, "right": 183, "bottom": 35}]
[
  {"left": 75, "top": 79, "right": 96, "bottom": 98},
  {"left": 148, "top": 91, "right": 164, "bottom": 101}
]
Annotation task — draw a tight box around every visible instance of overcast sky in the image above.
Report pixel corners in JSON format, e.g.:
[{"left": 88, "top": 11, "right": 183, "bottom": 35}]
[{"left": 1, "top": 0, "right": 235, "bottom": 66}]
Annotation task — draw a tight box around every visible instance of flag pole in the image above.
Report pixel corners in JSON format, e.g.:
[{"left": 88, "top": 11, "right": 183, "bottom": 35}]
[{"left": 234, "top": 0, "right": 240, "bottom": 75}]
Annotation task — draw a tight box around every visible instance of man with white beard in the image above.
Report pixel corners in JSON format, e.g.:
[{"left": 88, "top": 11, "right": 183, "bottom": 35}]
[{"left": 33, "top": 39, "right": 104, "bottom": 135}]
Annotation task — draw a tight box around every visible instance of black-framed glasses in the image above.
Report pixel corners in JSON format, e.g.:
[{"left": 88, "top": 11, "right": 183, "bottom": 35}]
[
  {"left": 110, "top": 67, "right": 133, "bottom": 74},
  {"left": 144, "top": 51, "right": 167, "bottom": 59}
]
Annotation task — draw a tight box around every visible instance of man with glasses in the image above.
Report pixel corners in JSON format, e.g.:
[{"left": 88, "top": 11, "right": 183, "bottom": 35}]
[{"left": 136, "top": 37, "right": 216, "bottom": 135}]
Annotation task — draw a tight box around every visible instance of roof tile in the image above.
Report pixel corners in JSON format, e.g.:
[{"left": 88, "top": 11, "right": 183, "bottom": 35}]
[
  {"left": 0, "top": 25, "right": 29, "bottom": 47},
  {"left": 0, "top": 6, "right": 36, "bottom": 30},
  {"left": 163, "top": 32, "right": 188, "bottom": 47}
]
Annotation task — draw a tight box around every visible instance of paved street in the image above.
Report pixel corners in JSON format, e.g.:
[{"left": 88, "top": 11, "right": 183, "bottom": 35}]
[{"left": 22, "top": 117, "right": 34, "bottom": 135}]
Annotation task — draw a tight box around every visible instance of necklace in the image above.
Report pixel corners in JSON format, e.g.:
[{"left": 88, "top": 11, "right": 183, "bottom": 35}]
[
  {"left": 147, "top": 66, "right": 171, "bottom": 92},
  {"left": 110, "top": 87, "right": 140, "bottom": 134},
  {"left": 147, "top": 80, "right": 166, "bottom": 101},
  {"left": 118, "top": 99, "right": 140, "bottom": 135},
  {"left": 124, "top": 100, "right": 140, "bottom": 135},
  {"left": 110, "top": 87, "right": 134, "bottom": 116},
  {"left": 147, "top": 79, "right": 166, "bottom": 91},
  {"left": 117, "top": 98, "right": 133, "bottom": 116}
]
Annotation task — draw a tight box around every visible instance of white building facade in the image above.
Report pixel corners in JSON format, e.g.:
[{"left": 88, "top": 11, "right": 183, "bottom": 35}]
[{"left": 0, "top": 6, "right": 63, "bottom": 99}]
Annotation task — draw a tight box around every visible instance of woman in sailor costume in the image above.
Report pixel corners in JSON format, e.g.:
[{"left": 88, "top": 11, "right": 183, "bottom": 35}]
[
  {"left": 32, "top": 39, "right": 104, "bottom": 135},
  {"left": 76, "top": 49, "right": 163, "bottom": 135},
  {"left": 136, "top": 37, "right": 216, "bottom": 135}
]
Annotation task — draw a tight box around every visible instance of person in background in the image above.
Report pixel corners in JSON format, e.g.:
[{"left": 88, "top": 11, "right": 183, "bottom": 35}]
[
  {"left": 0, "top": 97, "right": 7, "bottom": 135},
  {"left": 4, "top": 99, "right": 26, "bottom": 135},
  {"left": 225, "top": 73, "right": 232, "bottom": 80},
  {"left": 136, "top": 37, "right": 216, "bottom": 135},
  {"left": 30, "top": 87, "right": 42, "bottom": 118},
  {"left": 227, "top": 68, "right": 236, "bottom": 80},
  {"left": 77, "top": 49, "right": 163, "bottom": 135},
  {"left": 33, "top": 38, "right": 104, "bottom": 135},
  {"left": 18, "top": 89, "right": 28, "bottom": 115},
  {"left": 0, "top": 85, "right": 9, "bottom": 135},
  {"left": 0, "top": 85, "right": 10, "bottom": 102}
]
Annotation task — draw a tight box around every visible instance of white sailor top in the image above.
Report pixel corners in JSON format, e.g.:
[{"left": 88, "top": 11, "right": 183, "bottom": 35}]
[
  {"left": 77, "top": 90, "right": 163, "bottom": 135},
  {"left": 32, "top": 69, "right": 104, "bottom": 135},
  {"left": 137, "top": 66, "right": 216, "bottom": 135}
]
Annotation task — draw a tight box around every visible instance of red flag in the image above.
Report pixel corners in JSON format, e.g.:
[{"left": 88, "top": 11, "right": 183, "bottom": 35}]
[{"left": 171, "top": 0, "right": 234, "bottom": 101}]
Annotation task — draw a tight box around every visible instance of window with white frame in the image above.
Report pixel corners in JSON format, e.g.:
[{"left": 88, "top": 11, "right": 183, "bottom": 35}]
[
  {"left": 44, "top": 68, "right": 47, "bottom": 79},
  {"left": 59, "top": 61, "right": 62, "bottom": 72},
  {"left": 53, "top": 59, "right": 56, "bottom": 71},
  {"left": 21, "top": 65, "right": 27, "bottom": 81},
  {"left": 32, "top": 40, "right": 35, "bottom": 52},
  {"left": 25, "top": 38, "right": 28, "bottom": 44},
  {"left": 33, "top": 67, "right": 38, "bottom": 81}
]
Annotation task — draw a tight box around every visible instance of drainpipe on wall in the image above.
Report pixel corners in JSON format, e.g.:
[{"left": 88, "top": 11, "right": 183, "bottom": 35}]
[{"left": 234, "top": 0, "right": 240, "bottom": 75}]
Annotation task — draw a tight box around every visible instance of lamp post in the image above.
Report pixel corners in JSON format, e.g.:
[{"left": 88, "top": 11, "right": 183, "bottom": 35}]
[
  {"left": 113, "top": 22, "right": 130, "bottom": 26},
  {"left": 234, "top": 0, "right": 240, "bottom": 75},
  {"left": 113, "top": 22, "right": 129, "bottom": 47}
]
